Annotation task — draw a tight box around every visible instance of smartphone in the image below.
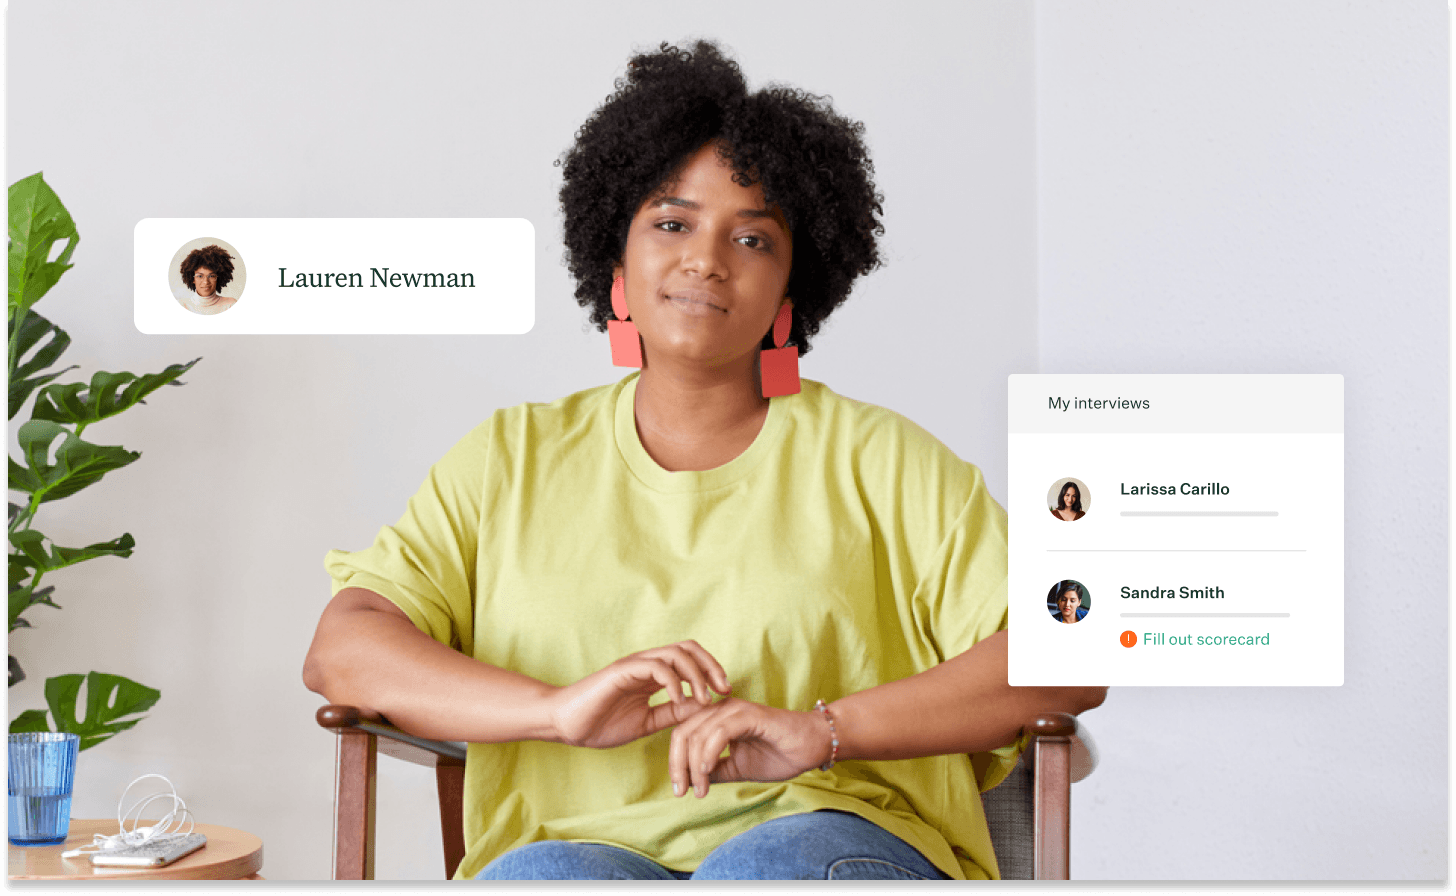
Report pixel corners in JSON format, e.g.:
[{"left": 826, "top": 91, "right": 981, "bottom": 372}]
[{"left": 88, "top": 833, "right": 207, "bottom": 868}]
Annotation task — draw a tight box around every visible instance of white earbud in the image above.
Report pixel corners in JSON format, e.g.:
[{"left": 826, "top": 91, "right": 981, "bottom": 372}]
[{"left": 59, "top": 774, "right": 195, "bottom": 858}]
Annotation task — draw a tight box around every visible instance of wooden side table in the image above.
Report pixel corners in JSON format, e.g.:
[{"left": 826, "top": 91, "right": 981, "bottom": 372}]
[{"left": 8, "top": 819, "right": 263, "bottom": 880}]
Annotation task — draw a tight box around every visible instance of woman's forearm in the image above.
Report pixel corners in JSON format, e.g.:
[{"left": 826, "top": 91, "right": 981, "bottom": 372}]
[
  {"left": 827, "top": 630, "right": 1106, "bottom": 761},
  {"left": 302, "top": 587, "right": 559, "bottom": 743}
]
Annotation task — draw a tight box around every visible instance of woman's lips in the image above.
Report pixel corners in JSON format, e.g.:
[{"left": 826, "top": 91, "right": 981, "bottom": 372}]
[{"left": 664, "top": 290, "right": 726, "bottom": 315}]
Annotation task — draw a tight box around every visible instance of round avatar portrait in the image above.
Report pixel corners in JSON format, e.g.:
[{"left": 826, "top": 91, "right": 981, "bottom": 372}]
[
  {"left": 1048, "top": 477, "right": 1090, "bottom": 522},
  {"left": 169, "top": 237, "right": 246, "bottom": 315},
  {"left": 1047, "top": 580, "right": 1090, "bottom": 624}
]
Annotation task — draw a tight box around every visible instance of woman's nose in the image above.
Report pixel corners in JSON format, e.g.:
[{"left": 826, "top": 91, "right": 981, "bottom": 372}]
[{"left": 680, "top": 230, "right": 729, "bottom": 279}]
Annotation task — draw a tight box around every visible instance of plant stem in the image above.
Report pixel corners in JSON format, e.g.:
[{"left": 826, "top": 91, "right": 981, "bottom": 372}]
[
  {"left": 5, "top": 310, "right": 23, "bottom": 393},
  {"left": 10, "top": 495, "right": 41, "bottom": 535}
]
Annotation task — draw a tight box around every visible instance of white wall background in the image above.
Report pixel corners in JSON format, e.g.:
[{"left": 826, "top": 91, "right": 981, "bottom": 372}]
[
  {"left": 1037, "top": 1, "right": 1447, "bottom": 880},
  {"left": 4, "top": 0, "right": 1444, "bottom": 881}
]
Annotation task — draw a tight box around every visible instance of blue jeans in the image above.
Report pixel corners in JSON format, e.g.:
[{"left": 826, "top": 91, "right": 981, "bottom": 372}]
[{"left": 475, "top": 810, "right": 949, "bottom": 880}]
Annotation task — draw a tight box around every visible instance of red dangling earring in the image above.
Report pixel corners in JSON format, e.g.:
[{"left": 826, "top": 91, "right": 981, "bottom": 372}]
[
  {"left": 760, "top": 303, "right": 800, "bottom": 398},
  {"left": 607, "top": 276, "right": 642, "bottom": 367}
]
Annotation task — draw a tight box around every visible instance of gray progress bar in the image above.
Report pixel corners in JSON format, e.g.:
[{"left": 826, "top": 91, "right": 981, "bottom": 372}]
[
  {"left": 1120, "top": 612, "right": 1291, "bottom": 618},
  {"left": 1120, "top": 511, "right": 1278, "bottom": 517}
]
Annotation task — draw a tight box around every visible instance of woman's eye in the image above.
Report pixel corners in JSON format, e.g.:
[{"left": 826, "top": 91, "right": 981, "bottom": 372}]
[
  {"left": 655, "top": 220, "right": 686, "bottom": 233},
  {"left": 738, "top": 235, "right": 767, "bottom": 250}
]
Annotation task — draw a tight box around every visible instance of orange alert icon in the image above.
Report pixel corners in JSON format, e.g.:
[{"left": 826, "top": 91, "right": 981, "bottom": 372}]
[{"left": 1119, "top": 630, "right": 1137, "bottom": 648}]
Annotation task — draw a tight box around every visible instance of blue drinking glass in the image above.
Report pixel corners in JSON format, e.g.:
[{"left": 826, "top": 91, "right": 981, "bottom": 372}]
[{"left": 8, "top": 732, "right": 80, "bottom": 846}]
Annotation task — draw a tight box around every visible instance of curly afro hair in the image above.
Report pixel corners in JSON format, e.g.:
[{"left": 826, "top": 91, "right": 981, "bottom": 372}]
[
  {"left": 179, "top": 244, "right": 236, "bottom": 293},
  {"left": 559, "top": 41, "right": 883, "bottom": 355}
]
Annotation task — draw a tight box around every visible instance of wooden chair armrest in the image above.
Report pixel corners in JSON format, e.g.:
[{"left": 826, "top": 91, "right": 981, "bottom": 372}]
[
  {"left": 1018, "top": 712, "right": 1096, "bottom": 880},
  {"left": 1024, "top": 711, "right": 1096, "bottom": 783},
  {"left": 317, "top": 705, "right": 468, "bottom": 880},
  {"left": 316, "top": 704, "right": 467, "bottom": 767},
  {"left": 315, "top": 704, "right": 1091, "bottom": 779}
]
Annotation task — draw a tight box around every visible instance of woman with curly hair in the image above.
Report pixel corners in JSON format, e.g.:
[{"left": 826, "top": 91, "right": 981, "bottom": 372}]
[
  {"left": 307, "top": 41, "right": 1104, "bottom": 880},
  {"left": 176, "top": 243, "right": 238, "bottom": 314}
]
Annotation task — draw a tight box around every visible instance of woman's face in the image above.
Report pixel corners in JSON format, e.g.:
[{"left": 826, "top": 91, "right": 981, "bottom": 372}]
[
  {"left": 616, "top": 143, "right": 793, "bottom": 374},
  {"left": 193, "top": 266, "right": 218, "bottom": 298},
  {"left": 1062, "top": 484, "right": 1077, "bottom": 507},
  {"left": 1058, "top": 590, "right": 1081, "bottom": 620}
]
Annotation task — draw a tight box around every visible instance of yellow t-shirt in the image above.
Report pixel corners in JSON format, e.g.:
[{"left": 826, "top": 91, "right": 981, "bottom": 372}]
[{"left": 325, "top": 375, "right": 1017, "bottom": 880}]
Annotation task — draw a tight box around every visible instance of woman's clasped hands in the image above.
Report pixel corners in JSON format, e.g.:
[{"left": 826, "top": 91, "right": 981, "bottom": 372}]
[{"left": 546, "top": 640, "right": 833, "bottom": 797}]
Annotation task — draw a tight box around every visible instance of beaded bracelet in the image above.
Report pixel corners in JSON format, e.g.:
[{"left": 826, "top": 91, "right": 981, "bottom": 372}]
[{"left": 813, "top": 699, "right": 840, "bottom": 771}]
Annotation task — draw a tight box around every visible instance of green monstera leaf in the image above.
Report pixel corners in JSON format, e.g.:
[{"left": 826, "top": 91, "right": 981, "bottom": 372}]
[
  {"left": 9, "top": 708, "right": 48, "bottom": 733},
  {"left": 8, "top": 310, "right": 74, "bottom": 419},
  {"left": 9, "top": 583, "right": 57, "bottom": 631},
  {"left": 31, "top": 360, "right": 199, "bottom": 430},
  {"left": 9, "top": 656, "right": 26, "bottom": 687},
  {"left": 6, "top": 527, "right": 142, "bottom": 693},
  {"left": 10, "top": 529, "right": 134, "bottom": 576},
  {"left": 8, "top": 173, "right": 78, "bottom": 320},
  {"left": 9, "top": 420, "right": 140, "bottom": 505},
  {"left": 8, "top": 529, "right": 132, "bottom": 633},
  {"left": 6, "top": 672, "right": 161, "bottom": 751}
]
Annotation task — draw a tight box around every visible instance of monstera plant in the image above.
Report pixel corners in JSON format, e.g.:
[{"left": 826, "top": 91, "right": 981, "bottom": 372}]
[{"left": 8, "top": 172, "right": 199, "bottom": 750}]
